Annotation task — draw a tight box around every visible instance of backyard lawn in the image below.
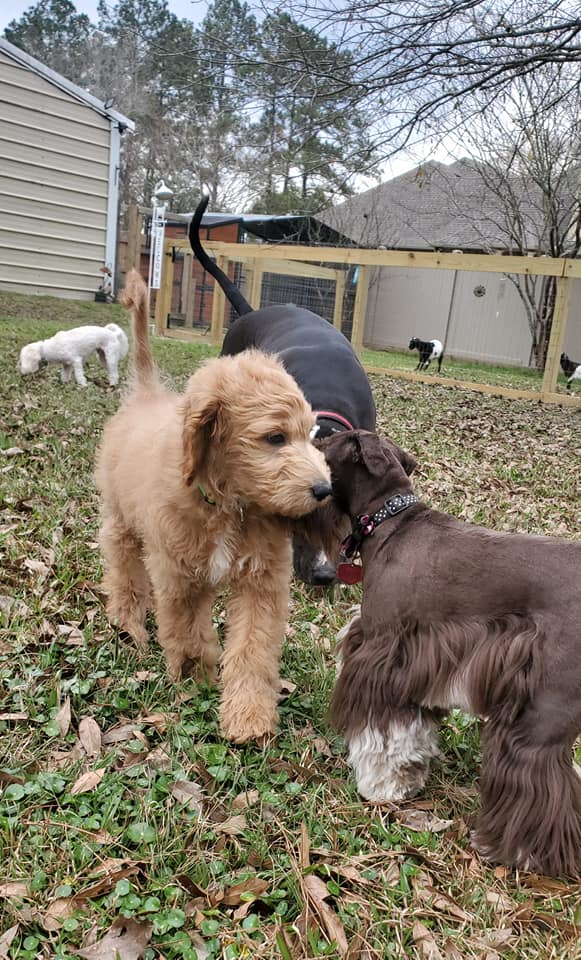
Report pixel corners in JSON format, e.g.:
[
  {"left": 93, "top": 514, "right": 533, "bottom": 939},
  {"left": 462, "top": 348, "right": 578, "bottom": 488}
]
[{"left": 1, "top": 293, "right": 580, "bottom": 959}]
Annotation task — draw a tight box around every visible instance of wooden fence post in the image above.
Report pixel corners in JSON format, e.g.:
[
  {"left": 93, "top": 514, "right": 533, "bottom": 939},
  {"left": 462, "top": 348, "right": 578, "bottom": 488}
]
[
  {"left": 333, "top": 270, "right": 346, "bottom": 330},
  {"left": 541, "top": 276, "right": 571, "bottom": 400},
  {"left": 249, "top": 261, "right": 263, "bottom": 310},
  {"left": 210, "top": 255, "right": 228, "bottom": 342},
  {"left": 154, "top": 241, "right": 174, "bottom": 336},
  {"left": 182, "top": 251, "right": 195, "bottom": 326},
  {"left": 126, "top": 204, "right": 143, "bottom": 273},
  {"left": 351, "top": 265, "right": 370, "bottom": 354}
]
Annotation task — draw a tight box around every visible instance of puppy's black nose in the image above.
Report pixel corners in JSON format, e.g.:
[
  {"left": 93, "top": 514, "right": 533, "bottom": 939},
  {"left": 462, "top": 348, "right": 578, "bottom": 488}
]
[
  {"left": 312, "top": 565, "right": 336, "bottom": 586},
  {"left": 311, "top": 482, "right": 333, "bottom": 502}
]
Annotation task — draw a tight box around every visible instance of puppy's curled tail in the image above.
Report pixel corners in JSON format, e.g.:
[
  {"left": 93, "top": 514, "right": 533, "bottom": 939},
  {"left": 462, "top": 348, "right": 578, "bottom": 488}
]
[{"left": 119, "top": 270, "right": 156, "bottom": 387}]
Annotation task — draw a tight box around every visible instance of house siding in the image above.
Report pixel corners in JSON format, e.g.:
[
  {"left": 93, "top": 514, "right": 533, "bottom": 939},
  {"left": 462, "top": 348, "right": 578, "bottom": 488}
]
[{"left": 0, "top": 48, "right": 112, "bottom": 299}]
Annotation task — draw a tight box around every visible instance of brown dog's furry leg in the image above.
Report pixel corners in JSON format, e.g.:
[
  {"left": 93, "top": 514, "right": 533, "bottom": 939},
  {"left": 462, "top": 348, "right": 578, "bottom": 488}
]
[
  {"left": 475, "top": 717, "right": 581, "bottom": 878},
  {"left": 99, "top": 515, "right": 151, "bottom": 649},
  {"left": 146, "top": 556, "right": 220, "bottom": 681},
  {"left": 220, "top": 547, "right": 292, "bottom": 742}
]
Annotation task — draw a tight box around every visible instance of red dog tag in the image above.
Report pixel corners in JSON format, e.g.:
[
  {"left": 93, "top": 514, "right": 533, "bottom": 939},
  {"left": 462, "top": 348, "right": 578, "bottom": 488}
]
[{"left": 336, "top": 562, "right": 363, "bottom": 585}]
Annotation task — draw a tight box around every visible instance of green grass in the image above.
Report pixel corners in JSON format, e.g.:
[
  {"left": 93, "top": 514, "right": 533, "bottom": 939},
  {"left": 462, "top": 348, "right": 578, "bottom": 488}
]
[
  {"left": 360, "top": 346, "right": 563, "bottom": 393},
  {"left": 1, "top": 294, "right": 581, "bottom": 959}
]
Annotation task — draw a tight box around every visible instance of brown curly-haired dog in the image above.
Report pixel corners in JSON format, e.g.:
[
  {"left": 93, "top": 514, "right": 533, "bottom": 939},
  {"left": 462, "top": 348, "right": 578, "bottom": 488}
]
[{"left": 95, "top": 271, "right": 332, "bottom": 742}]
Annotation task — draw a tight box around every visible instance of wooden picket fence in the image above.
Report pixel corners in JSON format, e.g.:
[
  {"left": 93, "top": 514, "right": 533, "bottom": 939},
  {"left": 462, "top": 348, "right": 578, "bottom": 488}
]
[{"left": 153, "top": 235, "right": 581, "bottom": 407}]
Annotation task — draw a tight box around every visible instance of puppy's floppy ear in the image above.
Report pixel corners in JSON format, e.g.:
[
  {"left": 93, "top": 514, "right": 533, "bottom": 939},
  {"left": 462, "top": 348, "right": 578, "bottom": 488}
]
[
  {"left": 379, "top": 436, "right": 417, "bottom": 476},
  {"left": 181, "top": 360, "right": 226, "bottom": 486},
  {"left": 354, "top": 431, "right": 390, "bottom": 477}
]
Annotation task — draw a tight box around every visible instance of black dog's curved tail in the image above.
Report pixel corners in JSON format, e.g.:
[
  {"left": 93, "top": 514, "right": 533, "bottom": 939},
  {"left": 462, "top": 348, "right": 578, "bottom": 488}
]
[{"left": 188, "top": 194, "right": 253, "bottom": 318}]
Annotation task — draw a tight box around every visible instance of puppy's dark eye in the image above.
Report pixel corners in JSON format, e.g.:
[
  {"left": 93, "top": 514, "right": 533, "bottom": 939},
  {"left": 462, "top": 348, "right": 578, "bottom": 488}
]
[{"left": 266, "top": 433, "right": 286, "bottom": 446}]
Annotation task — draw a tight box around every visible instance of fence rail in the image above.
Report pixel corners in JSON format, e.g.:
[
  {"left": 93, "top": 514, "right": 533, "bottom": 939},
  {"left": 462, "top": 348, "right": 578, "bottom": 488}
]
[{"left": 153, "top": 237, "right": 581, "bottom": 407}]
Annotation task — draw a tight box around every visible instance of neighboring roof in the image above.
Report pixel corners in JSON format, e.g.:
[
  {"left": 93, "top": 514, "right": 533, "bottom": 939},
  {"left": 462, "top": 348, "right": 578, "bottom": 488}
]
[
  {"left": 239, "top": 213, "right": 353, "bottom": 246},
  {"left": 320, "top": 159, "right": 562, "bottom": 252},
  {"left": 173, "top": 209, "right": 354, "bottom": 246},
  {"left": 0, "top": 37, "right": 134, "bottom": 131}
]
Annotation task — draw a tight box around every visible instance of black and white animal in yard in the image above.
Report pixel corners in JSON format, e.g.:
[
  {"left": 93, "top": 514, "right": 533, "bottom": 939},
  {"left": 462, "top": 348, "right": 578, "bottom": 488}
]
[
  {"left": 409, "top": 337, "right": 444, "bottom": 372},
  {"left": 560, "top": 353, "right": 581, "bottom": 390},
  {"left": 189, "top": 193, "right": 376, "bottom": 586}
]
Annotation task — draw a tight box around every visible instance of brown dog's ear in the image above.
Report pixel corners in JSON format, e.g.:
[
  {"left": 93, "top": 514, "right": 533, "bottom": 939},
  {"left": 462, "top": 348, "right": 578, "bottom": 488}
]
[
  {"left": 355, "top": 431, "right": 389, "bottom": 477},
  {"left": 181, "top": 360, "right": 226, "bottom": 486},
  {"left": 357, "top": 432, "right": 418, "bottom": 478},
  {"left": 182, "top": 399, "right": 221, "bottom": 486}
]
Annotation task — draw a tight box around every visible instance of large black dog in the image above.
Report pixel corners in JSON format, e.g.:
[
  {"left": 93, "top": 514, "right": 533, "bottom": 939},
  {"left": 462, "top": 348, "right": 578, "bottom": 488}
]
[{"left": 189, "top": 195, "right": 376, "bottom": 585}]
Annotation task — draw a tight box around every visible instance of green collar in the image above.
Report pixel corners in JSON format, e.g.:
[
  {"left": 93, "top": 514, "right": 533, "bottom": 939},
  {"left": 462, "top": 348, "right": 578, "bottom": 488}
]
[{"left": 198, "top": 484, "right": 216, "bottom": 506}]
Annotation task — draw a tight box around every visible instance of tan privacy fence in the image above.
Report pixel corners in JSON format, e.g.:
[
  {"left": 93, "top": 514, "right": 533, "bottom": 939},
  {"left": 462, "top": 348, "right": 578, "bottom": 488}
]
[{"left": 153, "top": 236, "right": 581, "bottom": 407}]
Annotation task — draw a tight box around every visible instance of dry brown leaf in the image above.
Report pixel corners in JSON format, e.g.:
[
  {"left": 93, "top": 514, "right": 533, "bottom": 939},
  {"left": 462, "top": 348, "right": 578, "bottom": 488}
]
[
  {"left": 170, "top": 780, "right": 204, "bottom": 813},
  {"left": 102, "top": 723, "right": 141, "bottom": 745},
  {"left": 412, "top": 921, "right": 444, "bottom": 960},
  {"left": 304, "top": 874, "right": 349, "bottom": 957},
  {"left": 189, "top": 933, "right": 210, "bottom": 960},
  {"left": 0, "top": 882, "right": 30, "bottom": 899},
  {"left": 215, "top": 814, "right": 247, "bottom": 835},
  {"left": 79, "top": 865, "right": 140, "bottom": 901},
  {"left": 232, "top": 789, "right": 260, "bottom": 810},
  {"left": 134, "top": 671, "right": 157, "bottom": 682},
  {"left": 486, "top": 890, "right": 514, "bottom": 913},
  {"left": 138, "top": 712, "right": 174, "bottom": 731},
  {"left": 88, "top": 829, "right": 116, "bottom": 845},
  {"left": 57, "top": 624, "right": 85, "bottom": 645},
  {"left": 24, "top": 558, "right": 50, "bottom": 577},
  {"left": 0, "top": 712, "right": 27, "bottom": 721},
  {"left": 395, "top": 809, "right": 454, "bottom": 833},
  {"left": 443, "top": 940, "right": 462, "bottom": 960},
  {"left": 473, "top": 928, "right": 515, "bottom": 951},
  {"left": 144, "top": 745, "right": 172, "bottom": 771},
  {"left": 77, "top": 917, "right": 152, "bottom": 959},
  {"left": 55, "top": 697, "right": 71, "bottom": 737},
  {"left": 0, "top": 924, "right": 19, "bottom": 958},
  {"left": 79, "top": 718, "right": 102, "bottom": 757},
  {"left": 415, "top": 884, "right": 472, "bottom": 923},
  {"left": 0, "top": 595, "right": 31, "bottom": 618},
  {"left": 41, "top": 897, "right": 87, "bottom": 932},
  {"left": 220, "top": 876, "right": 270, "bottom": 906},
  {"left": 311, "top": 736, "right": 335, "bottom": 758},
  {"left": 70, "top": 769, "right": 105, "bottom": 795}
]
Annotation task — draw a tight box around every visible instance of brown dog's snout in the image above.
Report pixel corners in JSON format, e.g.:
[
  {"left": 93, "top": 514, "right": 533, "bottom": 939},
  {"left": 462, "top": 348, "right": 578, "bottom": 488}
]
[{"left": 311, "top": 481, "right": 333, "bottom": 502}]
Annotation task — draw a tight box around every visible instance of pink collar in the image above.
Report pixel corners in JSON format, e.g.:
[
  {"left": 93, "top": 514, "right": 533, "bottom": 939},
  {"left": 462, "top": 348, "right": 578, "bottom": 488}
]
[{"left": 314, "top": 410, "right": 354, "bottom": 431}]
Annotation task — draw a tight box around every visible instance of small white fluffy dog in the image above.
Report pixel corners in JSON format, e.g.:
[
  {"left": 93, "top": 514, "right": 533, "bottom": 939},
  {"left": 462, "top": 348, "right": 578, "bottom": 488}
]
[{"left": 19, "top": 324, "right": 129, "bottom": 387}]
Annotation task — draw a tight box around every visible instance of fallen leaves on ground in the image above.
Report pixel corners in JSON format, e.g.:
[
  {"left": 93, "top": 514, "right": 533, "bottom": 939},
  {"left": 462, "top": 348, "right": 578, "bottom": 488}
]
[
  {"left": 170, "top": 779, "right": 204, "bottom": 814},
  {"left": 303, "top": 873, "right": 349, "bottom": 957},
  {"left": 55, "top": 696, "right": 71, "bottom": 737},
  {"left": 0, "top": 882, "right": 30, "bottom": 899},
  {"left": 0, "top": 924, "right": 19, "bottom": 958},
  {"left": 70, "top": 768, "right": 105, "bottom": 795},
  {"left": 78, "top": 717, "right": 102, "bottom": 757},
  {"left": 76, "top": 917, "right": 152, "bottom": 960}
]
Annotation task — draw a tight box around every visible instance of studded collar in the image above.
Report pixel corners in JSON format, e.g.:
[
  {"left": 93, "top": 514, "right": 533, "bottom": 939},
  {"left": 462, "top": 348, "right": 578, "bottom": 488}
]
[{"left": 341, "top": 492, "right": 419, "bottom": 560}]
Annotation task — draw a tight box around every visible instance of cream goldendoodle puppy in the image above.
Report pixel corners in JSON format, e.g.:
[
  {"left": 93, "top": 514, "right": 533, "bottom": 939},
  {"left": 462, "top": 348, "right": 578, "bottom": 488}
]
[
  {"left": 19, "top": 324, "right": 128, "bottom": 386},
  {"left": 95, "top": 271, "right": 332, "bottom": 742}
]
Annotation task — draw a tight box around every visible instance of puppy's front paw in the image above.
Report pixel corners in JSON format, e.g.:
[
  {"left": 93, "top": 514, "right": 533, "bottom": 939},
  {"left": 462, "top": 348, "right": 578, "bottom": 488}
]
[{"left": 220, "top": 700, "right": 278, "bottom": 743}]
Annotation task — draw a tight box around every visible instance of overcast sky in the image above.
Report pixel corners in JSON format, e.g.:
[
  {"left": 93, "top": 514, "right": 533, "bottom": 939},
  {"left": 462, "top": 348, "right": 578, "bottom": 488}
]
[
  {"left": 0, "top": 0, "right": 457, "bottom": 182},
  {"left": 0, "top": 0, "right": 208, "bottom": 32}
]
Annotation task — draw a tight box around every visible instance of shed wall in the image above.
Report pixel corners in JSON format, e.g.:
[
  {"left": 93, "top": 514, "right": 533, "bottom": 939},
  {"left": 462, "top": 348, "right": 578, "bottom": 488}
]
[{"left": 0, "top": 49, "right": 111, "bottom": 299}]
